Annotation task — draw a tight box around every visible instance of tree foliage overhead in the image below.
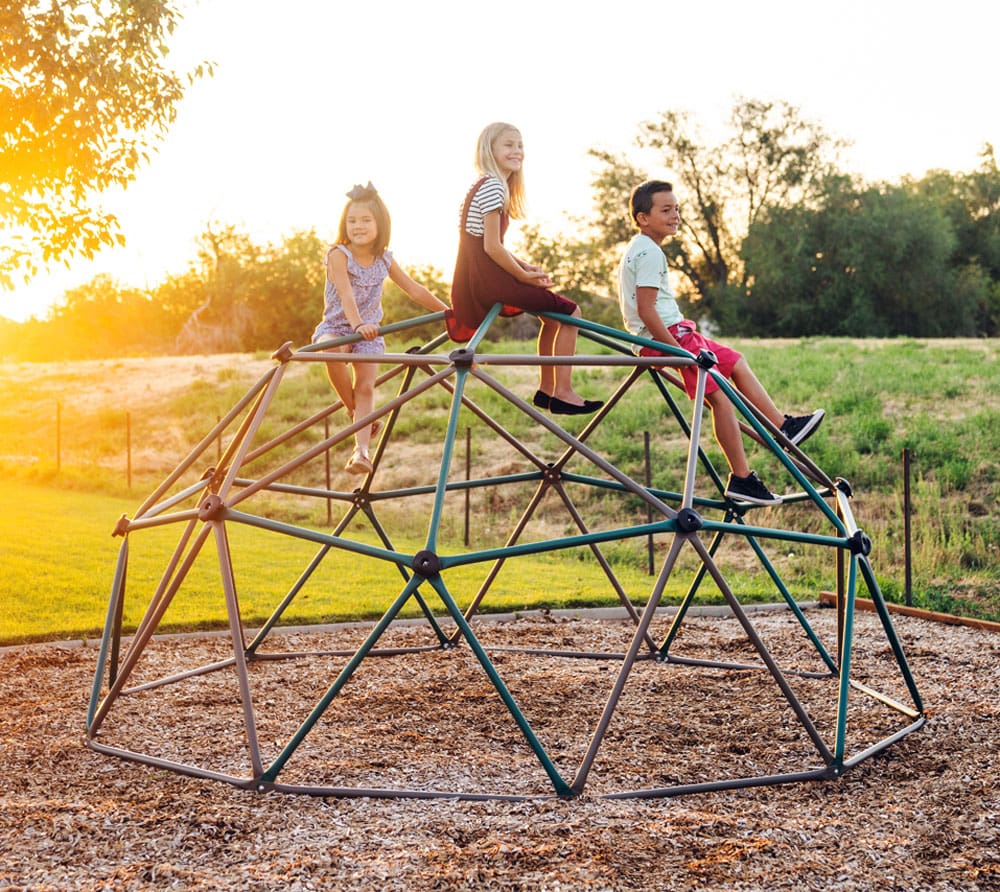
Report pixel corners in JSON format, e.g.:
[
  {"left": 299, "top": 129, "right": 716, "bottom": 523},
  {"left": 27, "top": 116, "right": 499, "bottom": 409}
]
[{"left": 0, "top": 0, "right": 210, "bottom": 289}]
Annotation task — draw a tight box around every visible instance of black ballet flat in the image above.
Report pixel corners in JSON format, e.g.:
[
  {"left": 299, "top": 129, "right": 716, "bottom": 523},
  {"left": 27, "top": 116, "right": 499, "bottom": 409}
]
[
  {"left": 532, "top": 390, "right": 551, "bottom": 409},
  {"left": 549, "top": 397, "right": 604, "bottom": 415}
]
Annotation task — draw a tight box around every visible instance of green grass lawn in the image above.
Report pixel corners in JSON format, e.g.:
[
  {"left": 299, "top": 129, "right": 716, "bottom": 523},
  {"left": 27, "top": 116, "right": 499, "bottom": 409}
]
[
  {"left": 1, "top": 337, "right": 998, "bottom": 644},
  {"left": 1, "top": 479, "right": 723, "bottom": 645}
]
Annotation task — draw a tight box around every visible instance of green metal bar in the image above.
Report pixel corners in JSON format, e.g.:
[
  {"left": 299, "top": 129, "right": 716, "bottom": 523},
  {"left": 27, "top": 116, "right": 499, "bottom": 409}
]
[
  {"left": 436, "top": 518, "right": 679, "bottom": 570},
  {"left": 426, "top": 365, "right": 471, "bottom": 552},
  {"left": 89, "top": 520, "right": 213, "bottom": 734},
  {"left": 833, "top": 556, "right": 859, "bottom": 765},
  {"left": 690, "top": 533, "right": 835, "bottom": 764},
  {"left": 707, "top": 372, "right": 845, "bottom": 532},
  {"left": 116, "top": 516, "right": 200, "bottom": 661},
  {"left": 117, "top": 507, "right": 202, "bottom": 535},
  {"left": 224, "top": 507, "right": 412, "bottom": 566},
  {"left": 423, "top": 574, "right": 574, "bottom": 797},
  {"left": 135, "top": 478, "right": 211, "bottom": 522},
  {"left": 245, "top": 543, "right": 336, "bottom": 654},
  {"left": 856, "top": 556, "right": 924, "bottom": 713},
  {"left": 358, "top": 501, "right": 449, "bottom": 644},
  {"left": 259, "top": 575, "right": 424, "bottom": 783},
  {"left": 743, "top": 531, "right": 839, "bottom": 673},
  {"left": 88, "top": 538, "right": 130, "bottom": 730},
  {"left": 297, "top": 310, "right": 449, "bottom": 354},
  {"left": 698, "top": 519, "right": 849, "bottom": 550}
]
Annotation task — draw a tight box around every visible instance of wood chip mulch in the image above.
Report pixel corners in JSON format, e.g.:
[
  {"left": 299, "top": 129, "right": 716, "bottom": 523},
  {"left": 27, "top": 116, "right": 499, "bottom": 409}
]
[{"left": 1, "top": 608, "right": 998, "bottom": 891}]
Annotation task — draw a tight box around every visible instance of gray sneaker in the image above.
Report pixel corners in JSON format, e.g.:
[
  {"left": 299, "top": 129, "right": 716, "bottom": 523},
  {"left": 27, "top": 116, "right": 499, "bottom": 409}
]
[
  {"left": 725, "top": 471, "right": 782, "bottom": 506},
  {"left": 780, "top": 410, "right": 825, "bottom": 446}
]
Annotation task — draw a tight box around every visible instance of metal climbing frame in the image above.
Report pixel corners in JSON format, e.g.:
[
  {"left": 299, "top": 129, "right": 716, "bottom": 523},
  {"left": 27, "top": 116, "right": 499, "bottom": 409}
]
[{"left": 86, "top": 306, "right": 925, "bottom": 799}]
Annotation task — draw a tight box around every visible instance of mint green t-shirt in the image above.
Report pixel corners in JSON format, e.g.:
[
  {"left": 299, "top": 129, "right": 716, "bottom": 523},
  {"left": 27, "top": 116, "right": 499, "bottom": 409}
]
[{"left": 617, "top": 232, "right": 683, "bottom": 341}]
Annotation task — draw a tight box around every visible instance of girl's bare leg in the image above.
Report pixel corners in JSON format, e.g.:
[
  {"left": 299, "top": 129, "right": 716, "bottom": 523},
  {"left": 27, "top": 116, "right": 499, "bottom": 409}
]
[
  {"left": 536, "top": 317, "right": 558, "bottom": 397},
  {"left": 324, "top": 346, "right": 356, "bottom": 415},
  {"left": 350, "top": 362, "right": 378, "bottom": 453},
  {"left": 540, "top": 307, "right": 587, "bottom": 405}
]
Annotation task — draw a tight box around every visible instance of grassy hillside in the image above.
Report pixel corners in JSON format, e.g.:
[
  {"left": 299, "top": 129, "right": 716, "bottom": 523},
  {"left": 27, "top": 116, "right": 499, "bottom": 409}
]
[{"left": 1, "top": 336, "right": 997, "bottom": 643}]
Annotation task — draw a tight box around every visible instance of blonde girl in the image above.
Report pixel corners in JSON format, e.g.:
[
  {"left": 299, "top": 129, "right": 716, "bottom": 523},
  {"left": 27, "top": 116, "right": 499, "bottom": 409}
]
[{"left": 449, "top": 123, "right": 602, "bottom": 415}]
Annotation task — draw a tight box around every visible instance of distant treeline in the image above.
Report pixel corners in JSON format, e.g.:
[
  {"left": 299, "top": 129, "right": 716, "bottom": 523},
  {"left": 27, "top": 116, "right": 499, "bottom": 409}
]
[{"left": 2, "top": 106, "right": 998, "bottom": 361}]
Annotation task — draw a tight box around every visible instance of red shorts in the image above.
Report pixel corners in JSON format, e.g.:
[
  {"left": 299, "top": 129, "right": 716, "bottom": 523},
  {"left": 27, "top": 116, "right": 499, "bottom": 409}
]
[{"left": 639, "top": 320, "right": 742, "bottom": 399}]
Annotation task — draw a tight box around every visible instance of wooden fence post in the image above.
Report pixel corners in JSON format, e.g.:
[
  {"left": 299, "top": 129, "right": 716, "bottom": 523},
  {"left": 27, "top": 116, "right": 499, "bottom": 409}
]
[{"left": 126, "top": 412, "right": 132, "bottom": 489}]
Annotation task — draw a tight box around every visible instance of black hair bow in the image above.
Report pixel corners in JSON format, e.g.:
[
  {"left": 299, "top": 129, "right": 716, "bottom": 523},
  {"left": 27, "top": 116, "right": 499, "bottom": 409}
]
[{"left": 346, "top": 182, "right": 377, "bottom": 200}]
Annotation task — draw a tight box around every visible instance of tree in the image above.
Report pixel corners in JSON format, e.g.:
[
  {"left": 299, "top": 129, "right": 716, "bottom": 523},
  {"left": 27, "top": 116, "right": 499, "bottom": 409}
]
[
  {"left": 0, "top": 0, "right": 210, "bottom": 289},
  {"left": 740, "top": 177, "right": 970, "bottom": 337},
  {"left": 519, "top": 98, "right": 843, "bottom": 329},
  {"left": 518, "top": 149, "right": 648, "bottom": 332},
  {"left": 909, "top": 146, "right": 1000, "bottom": 335},
  {"left": 41, "top": 273, "right": 176, "bottom": 358},
  {"left": 246, "top": 229, "right": 329, "bottom": 349},
  {"left": 637, "top": 98, "right": 843, "bottom": 319}
]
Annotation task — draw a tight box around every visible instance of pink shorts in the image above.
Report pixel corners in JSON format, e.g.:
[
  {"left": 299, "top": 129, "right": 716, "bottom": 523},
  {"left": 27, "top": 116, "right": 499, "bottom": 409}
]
[{"left": 639, "top": 320, "right": 742, "bottom": 399}]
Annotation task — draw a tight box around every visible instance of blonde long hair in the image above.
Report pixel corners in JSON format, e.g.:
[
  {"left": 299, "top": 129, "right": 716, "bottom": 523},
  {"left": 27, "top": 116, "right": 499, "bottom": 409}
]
[{"left": 474, "top": 122, "right": 526, "bottom": 220}]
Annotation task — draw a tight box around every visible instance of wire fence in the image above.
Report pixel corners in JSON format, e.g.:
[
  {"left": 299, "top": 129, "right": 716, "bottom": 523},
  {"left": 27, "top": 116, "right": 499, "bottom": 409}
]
[{"left": 40, "top": 402, "right": 919, "bottom": 596}]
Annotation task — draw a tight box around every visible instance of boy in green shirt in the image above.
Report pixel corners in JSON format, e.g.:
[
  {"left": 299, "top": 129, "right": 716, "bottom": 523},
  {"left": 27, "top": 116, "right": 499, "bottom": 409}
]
[{"left": 618, "top": 179, "right": 824, "bottom": 506}]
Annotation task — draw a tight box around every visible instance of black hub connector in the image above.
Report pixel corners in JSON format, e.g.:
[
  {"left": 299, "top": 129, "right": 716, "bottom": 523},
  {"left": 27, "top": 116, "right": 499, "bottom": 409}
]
[
  {"left": 198, "top": 494, "right": 225, "bottom": 522},
  {"left": 412, "top": 549, "right": 441, "bottom": 578},
  {"left": 449, "top": 348, "right": 475, "bottom": 368},
  {"left": 695, "top": 349, "right": 718, "bottom": 370},
  {"left": 847, "top": 530, "right": 872, "bottom": 556},
  {"left": 674, "top": 507, "right": 703, "bottom": 533},
  {"left": 270, "top": 341, "right": 294, "bottom": 363}
]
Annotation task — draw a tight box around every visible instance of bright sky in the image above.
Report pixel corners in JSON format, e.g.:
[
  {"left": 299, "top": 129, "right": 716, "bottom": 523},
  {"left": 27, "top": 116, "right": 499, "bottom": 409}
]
[{"left": 4, "top": 0, "right": 998, "bottom": 322}]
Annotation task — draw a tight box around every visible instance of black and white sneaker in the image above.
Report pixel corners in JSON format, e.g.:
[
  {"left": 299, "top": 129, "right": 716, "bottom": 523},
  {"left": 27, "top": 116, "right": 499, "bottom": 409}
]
[
  {"left": 779, "top": 410, "right": 825, "bottom": 446},
  {"left": 725, "top": 471, "right": 782, "bottom": 506}
]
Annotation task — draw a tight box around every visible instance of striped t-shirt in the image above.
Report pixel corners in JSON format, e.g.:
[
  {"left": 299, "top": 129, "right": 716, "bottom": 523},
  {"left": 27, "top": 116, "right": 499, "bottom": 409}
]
[{"left": 460, "top": 175, "right": 506, "bottom": 236}]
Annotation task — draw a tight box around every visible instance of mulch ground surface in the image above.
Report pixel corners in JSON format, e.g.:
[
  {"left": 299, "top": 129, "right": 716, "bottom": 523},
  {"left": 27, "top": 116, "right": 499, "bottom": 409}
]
[{"left": 1, "top": 608, "right": 998, "bottom": 891}]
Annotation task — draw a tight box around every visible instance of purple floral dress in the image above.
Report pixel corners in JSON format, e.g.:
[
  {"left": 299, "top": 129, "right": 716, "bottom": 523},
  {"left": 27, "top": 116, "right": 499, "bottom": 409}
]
[{"left": 312, "top": 244, "right": 392, "bottom": 354}]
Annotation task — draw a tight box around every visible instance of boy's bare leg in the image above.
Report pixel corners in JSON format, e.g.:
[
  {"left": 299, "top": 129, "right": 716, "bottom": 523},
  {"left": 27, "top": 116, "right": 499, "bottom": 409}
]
[
  {"left": 706, "top": 389, "right": 751, "bottom": 478},
  {"left": 730, "top": 358, "right": 785, "bottom": 427}
]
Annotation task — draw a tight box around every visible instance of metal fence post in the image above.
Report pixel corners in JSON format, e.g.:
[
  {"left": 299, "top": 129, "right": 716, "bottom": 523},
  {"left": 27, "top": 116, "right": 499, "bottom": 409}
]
[
  {"left": 903, "top": 447, "right": 912, "bottom": 606},
  {"left": 464, "top": 427, "right": 471, "bottom": 547}
]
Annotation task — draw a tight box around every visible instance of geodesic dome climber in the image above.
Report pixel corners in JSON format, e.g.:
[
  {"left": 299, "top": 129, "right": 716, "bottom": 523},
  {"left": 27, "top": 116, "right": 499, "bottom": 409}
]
[{"left": 86, "top": 306, "right": 925, "bottom": 800}]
